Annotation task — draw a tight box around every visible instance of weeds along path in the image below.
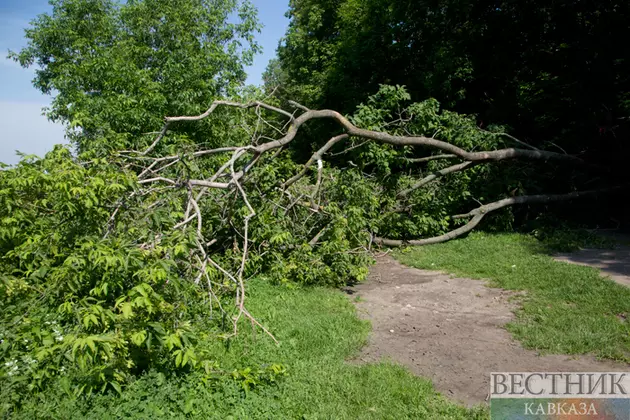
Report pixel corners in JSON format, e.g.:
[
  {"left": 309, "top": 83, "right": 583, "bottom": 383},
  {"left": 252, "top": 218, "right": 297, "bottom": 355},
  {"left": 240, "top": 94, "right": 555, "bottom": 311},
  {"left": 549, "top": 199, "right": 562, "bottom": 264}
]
[{"left": 347, "top": 254, "right": 626, "bottom": 407}]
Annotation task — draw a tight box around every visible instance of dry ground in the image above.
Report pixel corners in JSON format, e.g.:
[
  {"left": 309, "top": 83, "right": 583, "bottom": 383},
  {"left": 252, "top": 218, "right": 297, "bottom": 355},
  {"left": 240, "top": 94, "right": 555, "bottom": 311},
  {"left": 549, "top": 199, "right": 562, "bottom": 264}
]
[{"left": 348, "top": 254, "right": 627, "bottom": 406}]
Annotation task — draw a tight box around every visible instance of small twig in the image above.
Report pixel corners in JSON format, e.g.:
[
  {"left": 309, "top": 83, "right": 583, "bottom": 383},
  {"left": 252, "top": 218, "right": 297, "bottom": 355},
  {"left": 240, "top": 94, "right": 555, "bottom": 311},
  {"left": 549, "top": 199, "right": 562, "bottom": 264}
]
[
  {"left": 310, "top": 159, "right": 324, "bottom": 209},
  {"left": 141, "top": 122, "right": 170, "bottom": 155},
  {"left": 103, "top": 192, "right": 136, "bottom": 239},
  {"left": 546, "top": 141, "right": 568, "bottom": 155},
  {"left": 499, "top": 132, "right": 540, "bottom": 151},
  {"left": 404, "top": 154, "right": 457, "bottom": 163},
  {"left": 328, "top": 140, "right": 369, "bottom": 157},
  {"left": 240, "top": 308, "right": 278, "bottom": 344},
  {"left": 166, "top": 100, "right": 295, "bottom": 123},
  {"left": 397, "top": 161, "right": 479, "bottom": 198},
  {"left": 174, "top": 214, "right": 197, "bottom": 230},
  {"left": 283, "top": 134, "right": 348, "bottom": 188},
  {"left": 308, "top": 224, "right": 329, "bottom": 246},
  {"left": 288, "top": 100, "right": 310, "bottom": 112}
]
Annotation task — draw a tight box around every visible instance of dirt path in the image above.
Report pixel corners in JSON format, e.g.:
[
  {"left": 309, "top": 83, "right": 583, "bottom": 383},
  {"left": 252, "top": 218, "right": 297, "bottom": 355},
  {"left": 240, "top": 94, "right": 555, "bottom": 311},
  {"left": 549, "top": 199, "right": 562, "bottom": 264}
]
[{"left": 348, "top": 255, "right": 627, "bottom": 407}]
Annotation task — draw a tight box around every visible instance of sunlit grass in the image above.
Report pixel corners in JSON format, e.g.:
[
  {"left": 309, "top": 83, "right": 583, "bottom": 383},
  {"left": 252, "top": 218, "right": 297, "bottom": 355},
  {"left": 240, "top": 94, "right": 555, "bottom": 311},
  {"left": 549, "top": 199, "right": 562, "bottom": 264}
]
[{"left": 396, "top": 232, "right": 630, "bottom": 362}]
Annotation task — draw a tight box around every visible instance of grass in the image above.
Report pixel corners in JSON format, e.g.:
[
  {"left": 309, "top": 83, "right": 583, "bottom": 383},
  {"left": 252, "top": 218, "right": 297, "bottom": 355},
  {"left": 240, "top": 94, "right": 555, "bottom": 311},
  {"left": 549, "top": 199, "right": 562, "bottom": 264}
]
[
  {"left": 10, "top": 280, "right": 487, "bottom": 419},
  {"left": 395, "top": 232, "right": 630, "bottom": 362},
  {"left": 530, "top": 226, "right": 620, "bottom": 252}
]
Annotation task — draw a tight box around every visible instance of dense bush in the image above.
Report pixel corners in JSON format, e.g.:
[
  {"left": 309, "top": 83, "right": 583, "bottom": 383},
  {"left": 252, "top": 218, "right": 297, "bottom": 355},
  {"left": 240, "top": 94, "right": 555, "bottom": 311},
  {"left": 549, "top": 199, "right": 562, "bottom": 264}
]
[
  {"left": 3, "top": 279, "right": 486, "bottom": 419},
  {"left": 0, "top": 148, "right": 212, "bottom": 397}
]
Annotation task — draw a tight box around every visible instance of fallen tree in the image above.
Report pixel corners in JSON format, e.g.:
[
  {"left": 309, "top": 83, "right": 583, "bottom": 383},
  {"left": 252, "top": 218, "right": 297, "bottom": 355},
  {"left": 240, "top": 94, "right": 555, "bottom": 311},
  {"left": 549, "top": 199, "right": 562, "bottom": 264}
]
[
  {"left": 1, "top": 87, "right": 622, "bottom": 396},
  {"left": 113, "top": 91, "right": 622, "bottom": 336},
  {"left": 127, "top": 95, "right": 615, "bottom": 249}
]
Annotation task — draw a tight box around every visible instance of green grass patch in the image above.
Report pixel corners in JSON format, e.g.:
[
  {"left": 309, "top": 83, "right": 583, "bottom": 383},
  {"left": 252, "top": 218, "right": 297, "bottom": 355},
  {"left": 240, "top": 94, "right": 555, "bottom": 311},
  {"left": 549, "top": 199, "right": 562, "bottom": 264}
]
[
  {"left": 7, "top": 280, "right": 487, "bottom": 419},
  {"left": 532, "top": 226, "right": 620, "bottom": 252},
  {"left": 396, "top": 232, "right": 630, "bottom": 362}
]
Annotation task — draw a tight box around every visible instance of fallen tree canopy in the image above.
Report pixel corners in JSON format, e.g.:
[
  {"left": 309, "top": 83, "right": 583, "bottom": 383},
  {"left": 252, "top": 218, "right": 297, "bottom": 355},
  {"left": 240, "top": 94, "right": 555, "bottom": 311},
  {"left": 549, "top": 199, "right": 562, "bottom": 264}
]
[
  {"left": 0, "top": 86, "right": 622, "bottom": 397},
  {"left": 129, "top": 90, "right": 618, "bottom": 249}
]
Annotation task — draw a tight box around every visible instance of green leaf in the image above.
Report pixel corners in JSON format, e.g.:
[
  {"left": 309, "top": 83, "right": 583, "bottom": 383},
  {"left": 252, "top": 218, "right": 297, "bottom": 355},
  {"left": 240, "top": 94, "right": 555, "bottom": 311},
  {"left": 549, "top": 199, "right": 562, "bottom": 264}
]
[
  {"left": 110, "top": 381, "right": 122, "bottom": 395},
  {"left": 86, "top": 337, "right": 96, "bottom": 353},
  {"left": 131, "top": 330, "right": 147, "bottom": 346}
]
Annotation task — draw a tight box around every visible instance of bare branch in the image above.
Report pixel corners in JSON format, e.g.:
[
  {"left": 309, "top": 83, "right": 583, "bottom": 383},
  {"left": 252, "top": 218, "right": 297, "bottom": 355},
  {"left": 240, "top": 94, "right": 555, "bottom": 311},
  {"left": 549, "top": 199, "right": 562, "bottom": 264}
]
[
  {"left": 138, "top": 160, "right": 160, "bottom": 179},
  {"left": 242, "top": 107, "right": 586, "bottom": 165},
  {"left": 138, "top": 177, "right": 178, "bottom": 185},
  {"left": 546, "top": 142, "right": 568, "bottom": 155},
  {"left": 189, "top": 180, "right": 231, "bottom": 189},
  {"left": 283, "top": 134, "right": 348, "bottom": 188},
  {"left": 240, "top": 307, "right": 278, "bottom": 345},
  {"left": 405, "top": 154, "right": 457, "bottom": 163},
  {"left": 309, "top": 159, "right": 324, "bottom": 209},
  {"left": 498, "top": 132, "right": 540, "bottom": 151},
  {"left": 207, "top": 256, "right": 238, "bottom": 284},
  {"left": 173, "top": 214, "right": 197, "bottom": 230},
  {"left": 229, "top": 154, "right": 256, "bottom": 327},
  {"left": 166, "top": 100, "right": 295, "bottom": 123},
  {"left": 328, "top": 140, "right": 369, "bottom": 156},
  {"left": 141, "top": 122, "right": 170, "bottom": 155},
  {"left": 452, "top": 186, "right": 626, "bottom": 220},
  {"left": 288, "top": 100, "right": 310, "bottom": 112},
  {"left": 377, "top": 186, "right": 626, "bottom": 247},
  {"left": 374, "top": 214, "right": 485, "bottom": 247},
  {"left": 103, "top": 191, "right": 137, "bottom": 239},
  {"left": 397, "top": 161, "right": 479, "bottom": 198},
  {"left": 160, "top": 101, "right": 585, "bottom": 165},
  {"left": 187, "top": 184, "right": 203, "bottom": 238},
  {"left": 308, "top": 224, "right": 329, "bottom": 246}
]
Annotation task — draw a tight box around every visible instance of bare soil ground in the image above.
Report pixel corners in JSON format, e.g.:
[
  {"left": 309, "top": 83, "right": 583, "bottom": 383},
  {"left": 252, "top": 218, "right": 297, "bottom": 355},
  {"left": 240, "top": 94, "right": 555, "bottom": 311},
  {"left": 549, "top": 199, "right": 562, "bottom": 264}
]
[{"left": 348, "top": 254, "right": 626, "bottom": 407}]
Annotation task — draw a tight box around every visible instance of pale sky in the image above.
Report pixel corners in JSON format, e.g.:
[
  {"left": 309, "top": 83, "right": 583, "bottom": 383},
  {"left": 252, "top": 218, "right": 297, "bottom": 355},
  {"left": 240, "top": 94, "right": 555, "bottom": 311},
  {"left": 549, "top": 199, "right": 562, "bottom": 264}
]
[{"left": 0, "top": 0, "right": 289, "bottom": 165}]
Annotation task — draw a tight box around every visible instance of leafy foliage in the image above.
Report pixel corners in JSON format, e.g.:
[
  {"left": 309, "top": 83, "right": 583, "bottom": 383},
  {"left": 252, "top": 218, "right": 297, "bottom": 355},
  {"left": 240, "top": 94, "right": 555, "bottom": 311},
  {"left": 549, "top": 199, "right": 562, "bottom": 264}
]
[
  {"left": 336, "top": 85, "right": 517, "bottom": 239},
  {"left": 9, "top": 0, "right": 260, "bottom": 153}
]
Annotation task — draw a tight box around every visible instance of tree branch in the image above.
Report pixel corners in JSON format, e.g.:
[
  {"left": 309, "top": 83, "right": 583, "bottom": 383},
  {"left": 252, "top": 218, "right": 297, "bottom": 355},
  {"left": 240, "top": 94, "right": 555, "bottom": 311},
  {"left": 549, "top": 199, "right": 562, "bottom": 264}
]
[
  {"left": 377, "top": 186, "right": 626, "bottom": 247},
  {"left": 159, "top": 101, "right": 587, "bottom": 165},
  {"left": 283, "top": 134, "right": 348, "bottom": 188},
  {"left": 166, "top": 100, "right": 295, "bottom": 123},
  {"left": 452, "top": 186, "right": 626, "bottom": 220},
  {"left": 404, "top": 154, "right": 457, "bottom": 163},
  {"left": 374, "top": 214, "right": 486, "bottom": 247}
]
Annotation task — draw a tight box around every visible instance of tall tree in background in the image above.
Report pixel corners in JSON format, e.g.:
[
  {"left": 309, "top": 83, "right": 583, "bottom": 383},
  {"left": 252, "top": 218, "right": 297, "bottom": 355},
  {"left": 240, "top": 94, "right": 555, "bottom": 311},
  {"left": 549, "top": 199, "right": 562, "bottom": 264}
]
[
  {"left": 273, "top": 0, "right": 630, "bottom": 163},
  {"left": 10, "top": 0, "right": 260, "bottom": 154},
  {"left": 271, "top": 0, "right": 630, "bottom": 226}
]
